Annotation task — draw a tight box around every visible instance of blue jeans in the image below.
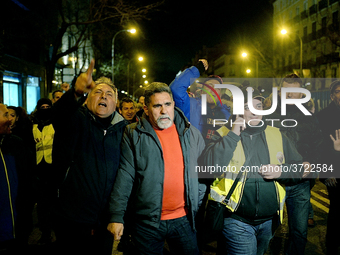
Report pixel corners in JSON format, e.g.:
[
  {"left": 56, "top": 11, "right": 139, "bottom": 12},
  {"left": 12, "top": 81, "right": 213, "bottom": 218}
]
[
  {"left": 132, "top": 216, "right": 199, "bottom": 255},
  {"left": 221, "top": 217, "right": 273, "bottom": 255},
  {"left": 285, "top": 180, "right": 310, "bottom": 255}
]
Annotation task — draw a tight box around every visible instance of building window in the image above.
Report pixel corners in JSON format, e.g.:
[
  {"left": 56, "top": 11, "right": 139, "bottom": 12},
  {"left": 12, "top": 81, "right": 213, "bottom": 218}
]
[
  {"left": 303, "top": 26, "right": 307, "bottom": 41},
  {"left": 296, "top": 6, "right": 300, "bottom": 15},
  {"left": 312, "top": 22, "right": 316, "bottom": 40},
  {"left": 26, "top": 76, "right": 40, "bottom": 114},
  {"left": 333, "top": 11, "right": 339, "bottom": 31},
  {"left": 3, "top": 74, "right": 20, "bottom": 107},
  {"left": 332, "top": 67, "right": 337, "bottom": 80},
  {"left": 304, "top": 1, "right": 308, "bottom": 11},
  {"left": 322, "top": 17, "right": 327, "bottom": 35}
]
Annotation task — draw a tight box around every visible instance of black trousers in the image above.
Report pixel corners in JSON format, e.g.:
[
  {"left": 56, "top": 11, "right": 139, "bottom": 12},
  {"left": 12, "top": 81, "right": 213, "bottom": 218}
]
[
  {"left": 53, "top": 216, "right": 113, "bottom": 255},
  {"left": 326, "top": 183, "right": 340, "bottom": 255}
]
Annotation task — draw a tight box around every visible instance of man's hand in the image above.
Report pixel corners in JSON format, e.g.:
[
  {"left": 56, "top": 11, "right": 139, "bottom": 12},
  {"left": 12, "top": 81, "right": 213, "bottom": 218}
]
[
  {"left": 325, "top": 177, "right": 337, "bottom": 187},
  {"left": 107, "top": 223, "right": 124, "bottom": 241},
  {"left": 216, "top": 101, "right": 231, "bottom": 120},
  {"left": 198, "top": 59, "right": 208, "bottom": 71},
  {"left": 61, "top": 82, "right": 70, "bottom": 92},
  {"left": 330, "top": 129, "right": 340, "bottom": 152},
  {"left": 302, "top": 162, "right": 311, "bottom": 178},
  {"left": 231, "top": 115, "right": 246, "bottom": 136},
  {"left": 75, "top": 59, "right": 96, "bottom": 97},
  {"left": 259, "top": 164, "right": 282, "bottom": 179}
]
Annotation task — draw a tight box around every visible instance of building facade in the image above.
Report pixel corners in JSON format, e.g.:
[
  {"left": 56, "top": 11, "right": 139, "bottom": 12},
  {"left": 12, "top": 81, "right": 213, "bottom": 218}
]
[{"left": 273, "top": 0, "right": 340, "bottom": 91}]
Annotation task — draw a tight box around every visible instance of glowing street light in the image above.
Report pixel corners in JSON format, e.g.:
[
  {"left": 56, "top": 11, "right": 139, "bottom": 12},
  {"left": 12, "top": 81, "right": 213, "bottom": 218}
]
[
  {"left": 144, "top": 80, "right": 148, "bottom": 85},
  {"left": 127, "top": 55, "right": 144, "bottom": 94},
  {"left": 112, "top": 28, "right": 137, "bottom": 83},
  {"left": 242, "top": 52, "right": 258, "bottom": 87},
  {"left": 246, "top": 69, "right": 251, "bottom": 74},
  {"left": 142, "top": 68, "right": 146, "bottom": 73},
  {"left": 142, "top": 75, "right": 146, "bottom": 78}
]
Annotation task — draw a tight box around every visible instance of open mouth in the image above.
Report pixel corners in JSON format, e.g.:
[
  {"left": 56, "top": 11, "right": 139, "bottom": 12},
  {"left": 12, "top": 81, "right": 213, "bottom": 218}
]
[{"left": 98, "top": 102, "right": 107, "bottom": 107}]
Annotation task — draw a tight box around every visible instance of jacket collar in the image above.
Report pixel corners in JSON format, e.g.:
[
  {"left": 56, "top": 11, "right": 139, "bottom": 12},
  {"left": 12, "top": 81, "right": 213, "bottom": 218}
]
[{"left": 85, "top": 106, "right": 127, "bottom": 128}]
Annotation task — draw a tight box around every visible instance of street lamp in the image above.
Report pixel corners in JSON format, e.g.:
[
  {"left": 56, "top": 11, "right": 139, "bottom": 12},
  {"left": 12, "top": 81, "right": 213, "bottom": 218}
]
[
  {"left": 246, "top": 69, "right": 251, "bottom": 74},
  {"left": 127, "top": 56, "right": 144, "bottom": 95},
  {"left": 242, "top": 52, "right": 259, "bottom": 87},
  {"left": 281, "top": 29, "right": 303, "bottom": 77},
  {"left": 112, "top": 28, "right": 136, "bottom": 84}
]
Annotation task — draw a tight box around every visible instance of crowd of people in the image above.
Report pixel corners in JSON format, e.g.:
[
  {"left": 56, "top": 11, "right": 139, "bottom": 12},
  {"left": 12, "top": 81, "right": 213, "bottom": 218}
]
[{"left": 0, "top": 58, "right": 340, "bottom": 255}]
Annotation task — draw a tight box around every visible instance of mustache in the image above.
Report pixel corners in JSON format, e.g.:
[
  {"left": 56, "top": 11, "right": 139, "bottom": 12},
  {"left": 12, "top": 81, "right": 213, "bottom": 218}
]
[{"left": 157, "top": 115, "right": 171, "bottom": 122}]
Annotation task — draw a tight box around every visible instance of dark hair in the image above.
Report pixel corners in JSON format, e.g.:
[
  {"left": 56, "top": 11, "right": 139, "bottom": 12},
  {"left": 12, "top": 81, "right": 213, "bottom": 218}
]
[
  {"left": 330, "top": 80, "right": 340, "bottom": 94},
  {"left": 52, "top": 89, "right": 63, "bottom": 99},
  {"left": 281, "top": 73, "right": 302, "bottom": 87},
  {"left": 144, "top": 82, "right": 173, "bottom": 106},
  {"left": 119, "top": 97, "right": 135, "bottom": 110}
]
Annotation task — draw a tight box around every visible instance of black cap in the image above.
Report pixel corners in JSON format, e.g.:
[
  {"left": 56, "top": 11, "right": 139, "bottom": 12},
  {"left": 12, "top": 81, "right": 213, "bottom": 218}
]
[{"left": 37, "top": 98, "right": 52, "bottom": 109}]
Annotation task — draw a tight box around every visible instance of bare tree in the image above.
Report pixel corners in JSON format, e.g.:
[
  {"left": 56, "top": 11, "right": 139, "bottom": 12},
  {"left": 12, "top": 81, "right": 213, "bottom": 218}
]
[{"left": 45, "top": 0, "right": 164, "bottom": 94}]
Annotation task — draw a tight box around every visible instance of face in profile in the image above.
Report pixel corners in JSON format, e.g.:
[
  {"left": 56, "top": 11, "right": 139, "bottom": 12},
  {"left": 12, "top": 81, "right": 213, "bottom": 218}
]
[
  {"left": 87, "top": 84, "right": 117, "bottom": 118},
  {"left": 144, "top": 92, "right": 175, "bottom": 130},
  {"left": 8, "top": 108, "right": 18, "bottom": 129},
  {"left": 0, "top": 104, "right": 12, "bottom": 134},
  {"left": 331, "top": 85, "right": 340, "bottom": 107}
]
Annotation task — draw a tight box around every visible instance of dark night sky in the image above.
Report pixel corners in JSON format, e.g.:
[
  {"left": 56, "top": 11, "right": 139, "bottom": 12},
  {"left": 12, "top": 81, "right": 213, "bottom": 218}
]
[
  {"left": 136, "top": 0, "right": 274, "bottom": 84},
  {"left": 7, "top": 0, "right": 273, "bottom": 85}
]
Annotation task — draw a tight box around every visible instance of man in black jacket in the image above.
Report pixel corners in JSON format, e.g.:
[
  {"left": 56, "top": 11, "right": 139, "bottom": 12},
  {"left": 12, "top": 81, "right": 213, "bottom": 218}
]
[
  {"left": 52, "top": 60, "right": 128, "bottom": 255},
  {"left": 107, "top": 82, "right": 205, "bottom": 255},
  {"left": 316, "top": 80, "right": 340, "bottom": 254},
  {"left": 268, "top": 74, "right": 323, "bottom": 255}
]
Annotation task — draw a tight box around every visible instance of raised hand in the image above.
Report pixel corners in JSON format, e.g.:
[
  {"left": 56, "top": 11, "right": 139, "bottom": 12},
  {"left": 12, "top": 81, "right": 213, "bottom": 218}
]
[
  {"left": 74, "top": 59, "right": 96, "bottom": 96},
  {"left": 198, "top": 59, "right": 208, "bottom": 71},
  {"left": 330, "top": 129, "right": 340, "bottom": 151},
  {"left": 231, "top": 115, "right": 246, "bottom": 136}
]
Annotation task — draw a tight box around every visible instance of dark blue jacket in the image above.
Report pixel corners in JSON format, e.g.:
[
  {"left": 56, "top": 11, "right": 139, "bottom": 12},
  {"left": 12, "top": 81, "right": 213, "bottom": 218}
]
[
  {"left": 169, "top": 66, "right": 231, "bottom": 142},
  {"left": 0, "top": 135, "right": 33, "bottom": 242},
  {"left": 52, "top": 89, "right": 128, "bottom": 225}
]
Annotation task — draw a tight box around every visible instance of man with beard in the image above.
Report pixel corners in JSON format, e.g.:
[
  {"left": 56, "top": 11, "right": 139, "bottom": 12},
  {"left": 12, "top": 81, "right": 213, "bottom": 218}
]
[
  {"left": 107, "top": 82, "right": 205, "bottom": 254},
  {"left": 0, "top": 104, "right": 33, "bottom": 253},
  {"left": 31, "top": 98, "right": 55, "bottom": 245}
]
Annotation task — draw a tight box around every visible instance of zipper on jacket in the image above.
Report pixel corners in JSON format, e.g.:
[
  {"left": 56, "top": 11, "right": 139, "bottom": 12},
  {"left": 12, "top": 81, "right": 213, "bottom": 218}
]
[{"left": 1, "top": 148, "right": 15, "bottom": 238}]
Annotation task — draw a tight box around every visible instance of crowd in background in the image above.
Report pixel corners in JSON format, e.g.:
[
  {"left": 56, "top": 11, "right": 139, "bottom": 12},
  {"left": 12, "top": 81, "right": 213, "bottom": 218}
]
[{"left": 1, "top": 58, "right": 340, "bottom": 255}]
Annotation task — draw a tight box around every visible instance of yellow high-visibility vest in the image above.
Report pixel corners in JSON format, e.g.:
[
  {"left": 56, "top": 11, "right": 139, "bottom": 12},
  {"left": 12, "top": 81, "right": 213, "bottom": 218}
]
[
  {"left": 33, "top": 124, "right": 54, "bottom": 164},
  {"left": 209, "top": 126, "right": 286, "bottom": 223}
]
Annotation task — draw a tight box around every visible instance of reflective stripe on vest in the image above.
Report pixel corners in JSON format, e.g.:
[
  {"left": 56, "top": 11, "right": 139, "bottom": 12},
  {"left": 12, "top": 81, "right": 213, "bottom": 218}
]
[
  {"left": 209, "top": 126, "right": 286, "bottom": 223},
  {"left": 33, "top": 124, "right": 54, "bottom": 164}
]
